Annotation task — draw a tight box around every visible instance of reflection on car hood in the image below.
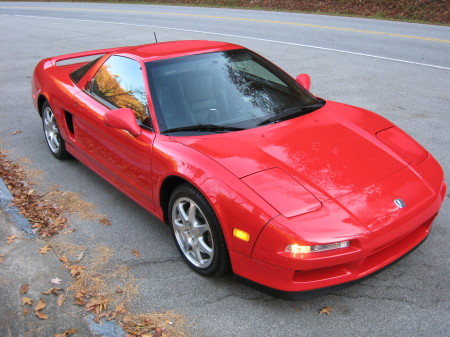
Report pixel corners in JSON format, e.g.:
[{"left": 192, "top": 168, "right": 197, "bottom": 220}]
[{"left": 174, "top": 101, "right": 409, "bottom": 201}]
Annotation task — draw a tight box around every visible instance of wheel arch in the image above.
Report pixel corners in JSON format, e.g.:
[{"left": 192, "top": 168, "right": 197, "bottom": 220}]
[
  {"left": 37, "top": 94, "right": 49, "bottom": 117},
  {"left": 159, "top": 175, "right": 191, "bottom": 225}
]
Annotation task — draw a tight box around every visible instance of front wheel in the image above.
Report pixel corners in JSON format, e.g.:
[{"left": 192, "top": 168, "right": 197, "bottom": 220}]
[
  {"left": 168, "top": 184, "right": 230, "bottom": 276},
  {"left": 41, "top": 102, "right": 69, "bottom": 160}
]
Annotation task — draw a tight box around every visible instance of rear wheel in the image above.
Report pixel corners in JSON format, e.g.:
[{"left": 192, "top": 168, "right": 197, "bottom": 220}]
[
  {"left": 168, "top": 184, "right": 230, "bottom": 276},
  {"left": 42, "top": 102, "right": 69, "bottom": 160}
]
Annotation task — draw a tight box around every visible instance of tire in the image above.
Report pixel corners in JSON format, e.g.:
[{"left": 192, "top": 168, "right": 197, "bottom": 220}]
[
  {"left": 41, "top": 101, "right": 69, "bottom": 160},
  {"left": 168, "top": 183, "right": 230, "bottom": 276}
]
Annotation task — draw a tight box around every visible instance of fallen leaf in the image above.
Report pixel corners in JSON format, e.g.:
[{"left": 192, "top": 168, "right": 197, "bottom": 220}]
[
  {"left": 122, "top": 314, "right": 132, "bottom": 324},
  {"left": 51, "top": 278, "right": 62, "bottom": 285},
  {"left": 114, "top": 302, "right": 126, "bottom": 314},
  {"left": 60, "top": 255, "right": 70, "bottom": 265},
  {"left": 99, "top": 218, "right": 112, "bottom": 226},
  {"left": 115, "top": 288, "right": 124, "bottom": 294},
  {"left": 21, "top": 297, "right": 33, "bottom": 306},
  {"left": 0, "top": 254, "right": 4, "bottom": 264},
  {"left": 42, "top": 287, "right": 62, "bottom": 295},
  {"left": 319, "top": 306, "right": 333, "bottom": 316},
  {"left": 12, "top": 130, "right": 22, "bottom": 135},
  {"left": 55, "top": 328, "right": 78, "bottom": 336},
  {"left": 154, "top": 327, "right": 163, "bottom": 337},
  {"left": 19, "top": 283, "right": 29, "bottom": 295},
  {"left": 6, "top": 235, "right": 17, "bottom": 245},
  {"left": 94, "top": 311, "right": 112, "bottom": 323},
  {"left": 39, "top": 245, "right": 52, "bottom": 254},
  {"left": 22, "top": 307, "right": 28, "bottom": 316},
  {"left": 57, "top": 294, "right": 66, "bottom": 307},
  {"left": 85, "top": 297, "right": 109, "bottom": 315},
  {"left": 68, "top": 265, "right": 85, "bottom": 277},
  {"left": 132, "top": 249, "right": 141, "bottom": 258},
  {"left": 35, "top": 311, "right": 48, "bottom": 320},
  {"left": 35, "top": 298, "right": 46, "bottom": 311}
]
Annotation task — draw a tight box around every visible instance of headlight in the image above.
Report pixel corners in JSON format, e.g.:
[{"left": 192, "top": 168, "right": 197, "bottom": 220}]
[{"left": 286, "top": 241, "right": 350, "bottom": 255}]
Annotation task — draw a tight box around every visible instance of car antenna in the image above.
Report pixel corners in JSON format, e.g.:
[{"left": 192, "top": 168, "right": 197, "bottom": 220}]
[{"left": 154, "top": 32, "right": 158, "bottom": 43}]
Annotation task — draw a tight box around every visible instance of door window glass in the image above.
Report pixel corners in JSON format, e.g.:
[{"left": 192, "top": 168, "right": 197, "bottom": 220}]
[{"left": 91, "top": 56, "right": 149, "bottom": 123}]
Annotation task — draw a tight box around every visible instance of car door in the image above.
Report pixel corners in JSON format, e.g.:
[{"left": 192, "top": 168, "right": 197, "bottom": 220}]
[{"left": 71, "top": 55, "right": 156, "bottom": 211}]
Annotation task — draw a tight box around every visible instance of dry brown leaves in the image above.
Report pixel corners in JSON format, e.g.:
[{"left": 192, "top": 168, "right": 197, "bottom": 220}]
[
  {"left": 54, "top": 328, "right": 78, "bottom": 337},
  {"left": 131, "top": 249, "right": 141, "bottom": 258},
  {"left": 39, "top": 244, "right": 52, "bottom": 254},
  {"left": 6, "top": 235, "right": 17, "bottom": 244},
  {"left": 21, "top": 297, "right": 33, "bottom": 306},
  {"left": 319, "top": 306, "right": 333, "bottom": 316},
  {"left": 99, "top": 217, "right": 112, "bottom": 226},
  {"left": 122, "top": 312, "right": 186, "bottom": 337},
  {"left": 0, "top": 153, "right": 67, "bottom": 237},
  {"left": 20, "top": 283, "right": 30, "bottom": 295},
  {"left": 35, "top": 298, "right": 48, "bottom": 320},
  {"left": 46, "top": 185, "right": 112, "bottom": 226},
  {"left": 1, "top": 152, "right": 185, "bottom": 335},
  {"left": 52, "top": 243, "right": 138, "bottom": 323},
  {"left": 41, "top": 287, "right": 63, "bottom": 295}
]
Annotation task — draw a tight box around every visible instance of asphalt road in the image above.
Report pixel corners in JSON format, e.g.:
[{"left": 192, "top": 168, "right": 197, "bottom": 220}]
[{"left": 0, "top": 2, "right": 449, "bottom": 336}]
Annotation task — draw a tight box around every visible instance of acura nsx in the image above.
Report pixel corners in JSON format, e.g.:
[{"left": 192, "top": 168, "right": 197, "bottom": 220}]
[{"left": 32, "top": 40, "right": 446, "bottom": 299}]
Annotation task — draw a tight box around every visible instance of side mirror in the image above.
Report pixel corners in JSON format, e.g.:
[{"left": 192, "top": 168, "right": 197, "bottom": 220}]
[
  {"left": 104, "top": 108, "right": 141, "bottom": 137},
  {"left": 295, "top": 74, "right": 311, "bottom": 91}
]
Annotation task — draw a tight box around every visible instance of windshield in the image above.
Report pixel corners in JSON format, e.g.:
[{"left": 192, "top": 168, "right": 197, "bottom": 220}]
[{"left": 146, "top": 49, "right": 320, "bottom": 135}]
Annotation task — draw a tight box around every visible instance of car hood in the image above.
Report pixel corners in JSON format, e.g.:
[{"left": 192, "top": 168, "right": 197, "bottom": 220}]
[{"left": 174, "top": 101, "right": 409, "bottom": 202}]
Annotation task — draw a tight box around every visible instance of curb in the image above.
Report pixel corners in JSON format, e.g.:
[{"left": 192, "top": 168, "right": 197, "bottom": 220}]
[{"left": 0, "top": 178, "right": 37, "bottom": 237}]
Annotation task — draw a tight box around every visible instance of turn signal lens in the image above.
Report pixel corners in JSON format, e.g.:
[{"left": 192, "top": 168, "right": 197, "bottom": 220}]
[
  {"left": 286, "top": 241, "right": 350, "bottom": 254},
  {"left": 233, "top": 228, "right": 250, "bottom": 242}
]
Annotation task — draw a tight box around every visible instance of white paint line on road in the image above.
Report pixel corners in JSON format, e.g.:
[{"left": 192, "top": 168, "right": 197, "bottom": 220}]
[{"left": 14, "top": 14, "right": 450, "bottom": 71}]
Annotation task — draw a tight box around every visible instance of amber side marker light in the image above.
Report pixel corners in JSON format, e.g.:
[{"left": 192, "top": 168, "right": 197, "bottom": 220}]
[
  {"left": 233, "top": 228, "right": 250, "bottom": 242},
  {"left": 286, "top": 241, "right": 350, "bottom": 254}
]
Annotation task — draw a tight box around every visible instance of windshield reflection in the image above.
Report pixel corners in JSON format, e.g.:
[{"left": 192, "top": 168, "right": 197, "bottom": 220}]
[{"left": 146, "top": 49, "right": 318, "bottom": 134}]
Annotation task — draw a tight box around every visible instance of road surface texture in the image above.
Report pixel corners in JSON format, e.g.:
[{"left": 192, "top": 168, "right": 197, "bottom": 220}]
[{"left": 0, "top": 2, "right": 449, "bottom": 336}]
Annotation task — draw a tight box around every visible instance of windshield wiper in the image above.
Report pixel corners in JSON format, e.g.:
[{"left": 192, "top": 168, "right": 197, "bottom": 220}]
[
  {"left": 162, "top": 124, "right": 246, "bottom": 134},
  {"left": 257, "top": 101, "right": 325, "bottom": 126}
]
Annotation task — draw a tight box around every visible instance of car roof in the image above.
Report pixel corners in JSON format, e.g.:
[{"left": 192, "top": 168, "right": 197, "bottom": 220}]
[{"left": 115, "top": 40, "right": 244, "bottom": 62}]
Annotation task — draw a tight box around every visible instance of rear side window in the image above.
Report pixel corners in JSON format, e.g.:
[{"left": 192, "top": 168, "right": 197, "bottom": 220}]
[
  {"left": 90, "top": 55, "right": 149, "bottom": 124},
  {"left": 70, "top": 56, "right": 102, "bottom": 84}
]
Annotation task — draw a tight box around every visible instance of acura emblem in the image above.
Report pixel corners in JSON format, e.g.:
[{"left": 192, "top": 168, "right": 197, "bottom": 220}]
[{"left": 394, "top": 199, "right": 406, "bottom": 208}]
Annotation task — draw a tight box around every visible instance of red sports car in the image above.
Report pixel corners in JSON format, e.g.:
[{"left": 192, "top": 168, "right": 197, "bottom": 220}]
[{"left": 32, "top": 40, "right": 446, "bottom": 299}]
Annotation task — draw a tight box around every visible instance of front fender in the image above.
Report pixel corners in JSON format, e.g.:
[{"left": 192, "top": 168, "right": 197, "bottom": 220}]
[{"left": 152, "top": 135, "right": 279, "bottom": 257}]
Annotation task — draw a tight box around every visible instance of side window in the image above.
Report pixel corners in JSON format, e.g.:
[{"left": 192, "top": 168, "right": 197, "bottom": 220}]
[{"left": 90, "top": 56, "right": 149, "bottom": 124}]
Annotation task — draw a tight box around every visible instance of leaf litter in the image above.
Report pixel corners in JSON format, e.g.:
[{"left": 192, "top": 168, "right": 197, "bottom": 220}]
[
  {"left": 0, "top": 153, "right": 67, "bottom": 237},
  {"left": 1, "top": 152, "right": 186, "bottom": 335}
]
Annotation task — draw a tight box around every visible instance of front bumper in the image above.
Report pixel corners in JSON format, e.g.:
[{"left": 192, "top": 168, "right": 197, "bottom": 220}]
[
  {"left": 230, "top": 154, "right": 446, "bottom": 297},
  {"left": 234, "top": 234, "right": 429, "bottom": 300}
]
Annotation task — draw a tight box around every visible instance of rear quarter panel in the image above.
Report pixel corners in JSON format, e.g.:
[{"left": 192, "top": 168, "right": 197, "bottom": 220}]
[{"left": 32, "top": 59, "right": 83, "bottom": 143}]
